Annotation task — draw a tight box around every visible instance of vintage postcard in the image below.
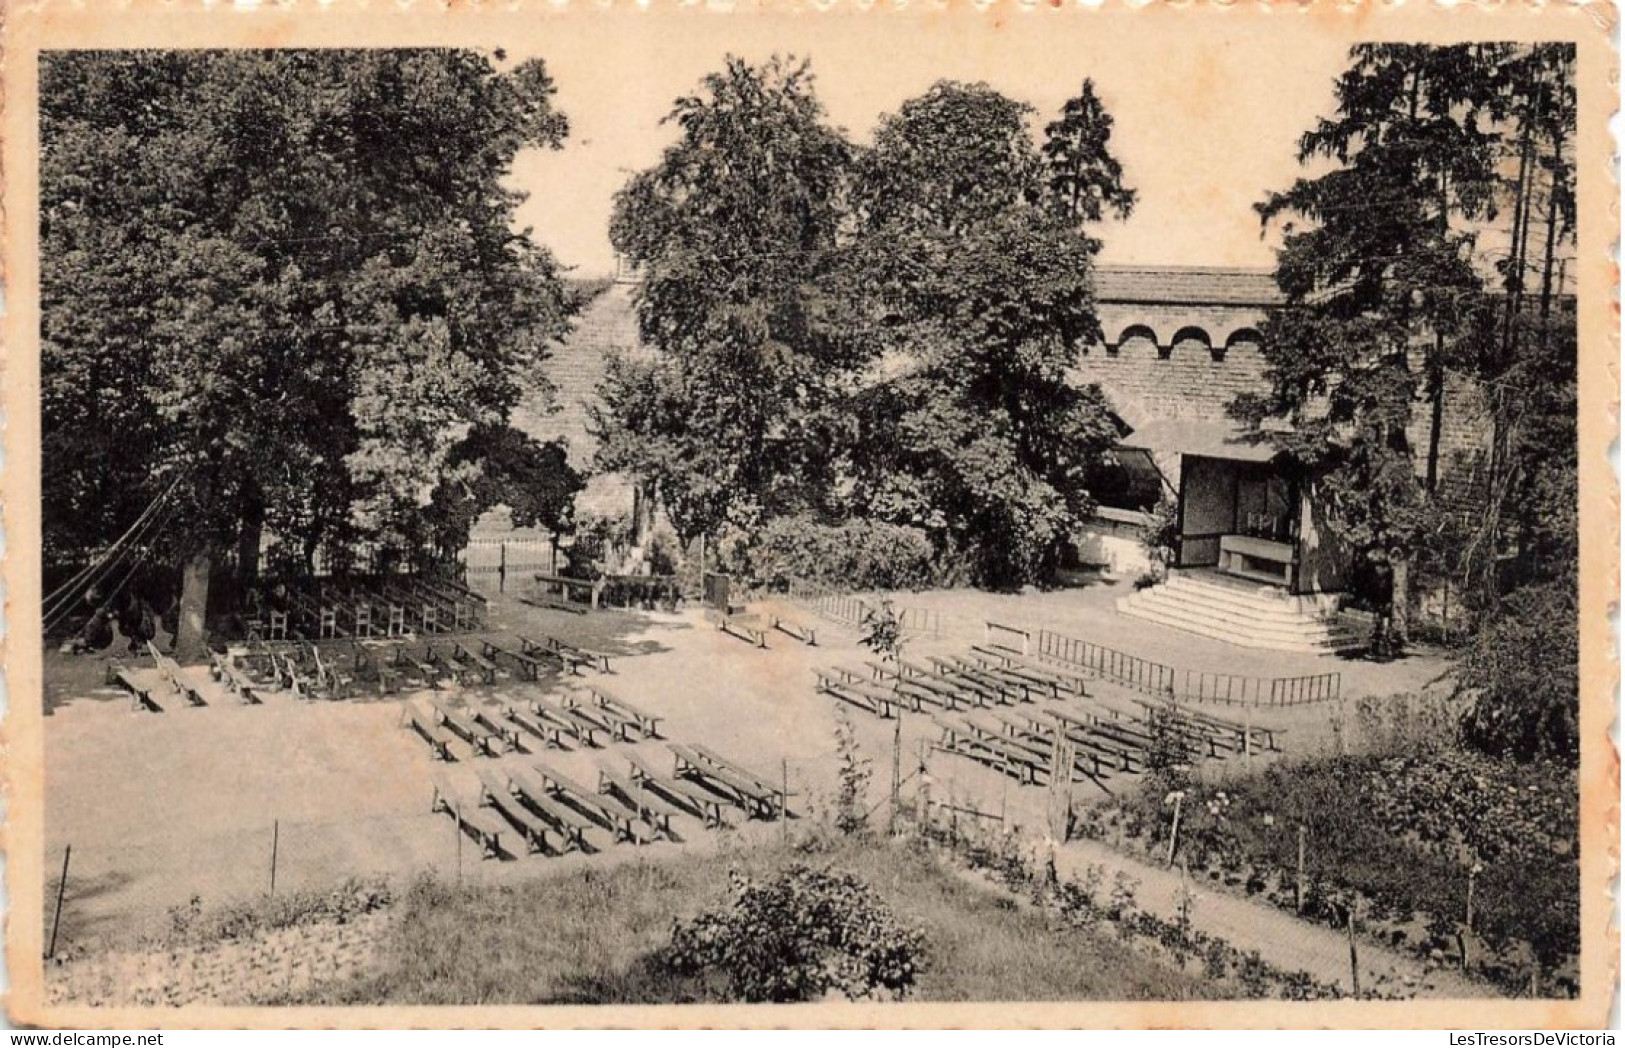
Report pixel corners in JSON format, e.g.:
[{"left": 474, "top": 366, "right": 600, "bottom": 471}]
[{"left": 2, "top": 0, "right": 1617, "bottom": 1030}]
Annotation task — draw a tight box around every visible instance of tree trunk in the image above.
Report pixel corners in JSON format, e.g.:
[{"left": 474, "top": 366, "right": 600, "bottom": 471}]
[
  {"left": 237, "top": 493, "right": 265, "bottom": 587},
  {"left": 175, "top": 551, "right": 212, "bottom": 662},
  {"left": 1389, "top": 554, "right": 1411, "bottom": 655},
  {"left": 1425, "top": 343, "right": 1445, "bottom": 494}
]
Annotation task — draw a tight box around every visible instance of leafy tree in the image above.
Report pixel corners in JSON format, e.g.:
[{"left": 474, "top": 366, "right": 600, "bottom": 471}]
[
  {"left": 1240, "top": 45, "right": 1505, "bottom": 655},
  {"left": 1042, "top": 78, "right": 1137, "bottom": 225},
  {"left": 1465, "top": 43, "right": 1578, "bottom": 601},
  {"left": 844, "top": 81, "right": 1123, "bottom": 587},
  {"left": 41, "top": 50, "right": 576, "bottom": 655},
  {"left": 601, "top": 56, "right": 855, "bottom": 551}
]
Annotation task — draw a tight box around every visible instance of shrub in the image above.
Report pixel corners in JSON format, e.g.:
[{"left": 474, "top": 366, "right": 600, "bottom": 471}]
[
  {"left": 1457, "top": 580, "right": 1579, "bottom": 766},
  {"left": 737, "top": 515, "right": 938, "bottom": 592},
  {"left": 662, "top": 865, "right": 925, "bottom": 1002},
  {"left": 1139, "top": 495, "right": 1179, "bottom": 567},
  {"left": 832, "top": 707, "right": 874, "bottom": 837}
]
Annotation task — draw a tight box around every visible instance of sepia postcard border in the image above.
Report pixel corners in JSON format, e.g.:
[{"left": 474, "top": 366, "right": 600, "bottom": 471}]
[{"left": 1, "top": 0, "right": 1618, "bottom": 1029}]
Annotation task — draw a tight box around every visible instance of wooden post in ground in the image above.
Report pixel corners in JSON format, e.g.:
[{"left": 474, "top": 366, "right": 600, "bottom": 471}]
[
  {"left": 1461, "top": 862, "right": 1481, "bottom": 972},
  {"left": 1046, "top": 733, "right": 1074, "bottom": 843},
  {"left": 1243, "top": 705, "right": 1254, "bottom": 773},
  {"left": 889, "top": 718, "right": 902, "bottom": 837},
  {"left": 1346, "top": 897, "right": 1361, "bottom": 997},
  {"left": 781, "top": 758, "right": 789, "bottom": 843},
  {"left": 1166, "top": 792, "right": 1184, "bottom": 867},
  {"left": 454, "top": 803, "right": 463, "bottom": 885},
  {"left": 913, "top": 739, "right": 928, "bottom": 828},
  {"left": 1296, "top": 824, "right": 1308, "bottom": 913},
  {"left": 270, "top": 820, "right": 280, "bottom": 897},
  {"left": 46, "top": 845, "right": 71, "bottom": 960}
]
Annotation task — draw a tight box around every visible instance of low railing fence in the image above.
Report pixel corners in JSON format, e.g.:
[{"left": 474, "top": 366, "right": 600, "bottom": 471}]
[
  {"left": 1008, "top": 626, "right": 1340, "bottom": 707},
  {"left": 785, "top": 580, "right": 942, "bottom": 638}
]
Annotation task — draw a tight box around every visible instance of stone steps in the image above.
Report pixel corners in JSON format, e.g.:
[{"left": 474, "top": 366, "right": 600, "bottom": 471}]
[{"left": 1117, "top": 573, "right": 1365, "bottom": 654}]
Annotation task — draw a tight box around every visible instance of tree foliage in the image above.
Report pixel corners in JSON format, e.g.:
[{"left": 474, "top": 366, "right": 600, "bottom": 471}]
[
  {"left": 1457, "top": 579, "right": 1578, "bottom": 766},
  {"left": 663, "top": 865, "right": 925, "bottom": 1002},
  {"left": 601, "top": 56, "right": 855, "bottom": 542},
  {"left": 1042, "top": 78, "right": 1137, "bottom": 225},
  {"left": 41, "top": 50, "right": 579, "bottom": 592},
  {"left": 844, "top": 81, "right": 1124, "bottom": 587},
  {"left": 1241, "top": 44, "right": 1574, "bottom": 657},
  {"left": 601, "top": 62, "right": 1134, "bottom": 590}
]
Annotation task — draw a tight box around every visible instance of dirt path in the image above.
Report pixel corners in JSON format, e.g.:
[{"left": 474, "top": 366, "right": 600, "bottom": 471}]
[{"left": 1050, "top": 837, "right": 1493, "bottom": 999}]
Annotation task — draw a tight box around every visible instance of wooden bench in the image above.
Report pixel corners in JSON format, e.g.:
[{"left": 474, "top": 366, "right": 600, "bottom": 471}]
[
  {"left": 430, "top": 699, "right": 502, "bottom": 757},
  {"left": 530, "top": 574, "right": 602, "bottom": 614},
  {"left": 597, "top": 766, "right": 682, "bottom": 840},
  {"left": 469, "top": 706, "right": 522, "bottom": 752},
  {"left": 506, "top": 768, "right": 592, "bottom": 853},
  {"left": 338, "top": 594, "right": 375, "bottom": 639},
  {"left": 814, "top": 668, "right": 900, "bottom": 719},
  {"left": 584, "top": 687, "right": 663, "bottom": 740},
  {"left": 307, "top": 644, "right": 356, "bottom": 700},
  {"left": 1133, "top": 698, "right": 1279, "bottom": 753},
  {"left": 900, "top": 659, "right": 998, "bottom": 707},
  {"left": 532, "top": 696, "right": 606, "bottom": 747},
  {"left": 872, "top": 662, "right": 963, "bottom": 710},
  {"left": 970, "top": 646, "right": 1089, "bottom": 696},
  {"left": 384, "top": 583, "right": 442, "bottom": 634},
  {"left": 518, "top": 635, "right": 572, "bottom": 673},
  {"left": 1032, "top": 710, "right": 1138, "bottom": 773},
  {"left": 543, "top": 636, "right": 612, "bottom": 674},
  {"left": 452, "top": 642, "right": 499, "bottom": 685},
  {"left": 417, "top": 577, "right": 488, "bottom": 630},
  {"left": 111, "top": 667, "right": 161, "bottom": 712},
  {"left": 1011, "top": 714, "right": 1115, "bottom": 781},
  {"left": 351, "top": 643, "right": 401, "bottom": 695},
  {"left": 932, "top": 715, "right": 1042, "bottom": 785},
  {"left": 425, "top": 644, "right": 481, "bottom": 687},
  {"left": 770, "top": 613, "right": 817, "bottom": 646},
  {"left": 532, "top": 760, "right": 641, "bottom": 844},
  {"left": 483, "top": 639, "right": 547, "bottom": 682},
  {"left": 209, "top": 652, "right": 263, "bottom": 704},
  {"left": 932, "top": 656, "right": 1032, "bottom": 704},
  {"left": 148, "top": 641, "right": 207, "bottom": 707},
  {"left": 404, "top": 700, "right": 457, "bottom": 761},
  {"left": 390, "top": 643, "right": 443, "bottom": 688},
  {"left": 559, "top": 688, "right": 639, "bottom": 743},
  {"left": 430, "top": 781, "right": 506, "bottom": 859},
  {"left": 626, "top": 751, "right": 728, "bottom": 828},
  {"left": 672, "top": 743, "right": 787, "bottom": 820},
  {"left": 501, "top": 701, "right": 569, "bottom": 750},
  {"left": 705, "top": 609, "right": 769, "bottom": 649},
  {"left": 474, "top": 769, "right": 554, "bottom": 854}
]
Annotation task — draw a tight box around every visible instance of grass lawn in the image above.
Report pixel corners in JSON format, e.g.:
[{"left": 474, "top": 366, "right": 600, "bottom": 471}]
[{"left": 266, "top": 835, "right": 1225, "bottom": 1005}]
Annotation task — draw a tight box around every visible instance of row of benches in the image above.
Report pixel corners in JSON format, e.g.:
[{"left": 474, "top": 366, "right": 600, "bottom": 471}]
[
  {"left": 815, "top": 643, "right": 1283, "bottom": 788},
  {"left": 430, "top": 744, "right": 793, "bottom": 860},
  {"left": 404, "top": 687, "right": 665, "bottom": 761},
  {"left": 814, "top": 645, "right": 1093, "bottom": 720},
  {"left": 248, "top": 576, "right": 489, "bottom": 642}
]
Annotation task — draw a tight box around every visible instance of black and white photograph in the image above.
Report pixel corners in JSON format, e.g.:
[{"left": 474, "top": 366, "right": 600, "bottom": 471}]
[{"left": 4, "top": 3, "right": 1614, "bottom": 1029}]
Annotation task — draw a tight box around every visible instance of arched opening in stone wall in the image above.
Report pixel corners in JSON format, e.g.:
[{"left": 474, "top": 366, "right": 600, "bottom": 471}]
[
  {"left": 1218, "top": 326, "right": 1264, "bottom": 363},
  {"left": 1167, "top": 326, "right": 1213, "bottom": 361},
  {"left": 1111, "top": 323, "right": 1159, "bottom": 357}
]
